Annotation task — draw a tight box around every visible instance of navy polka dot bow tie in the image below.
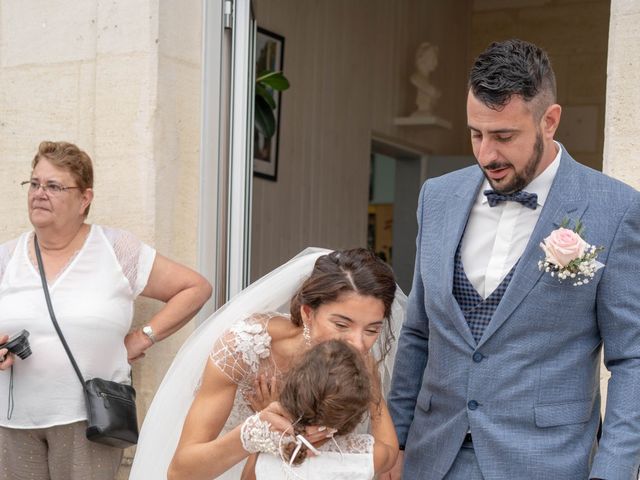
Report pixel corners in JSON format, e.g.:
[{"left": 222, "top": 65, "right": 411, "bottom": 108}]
[{"left": 483, "top": 189, "right": 538, "bottom": 210}]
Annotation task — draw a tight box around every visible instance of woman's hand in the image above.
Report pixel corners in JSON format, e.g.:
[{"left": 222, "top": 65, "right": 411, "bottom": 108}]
[
  {"left": 0, "top": 335, "right": 15, "bottom": 371},
  {"left": 124, "top": 329, "right": 153, "bottom": 363},
  {"left": 259, "top": 402, "right": 337, "bottom": 446},
  {"left": 244, "top": 374, "right": 280, "bottom": 412},
  {"left": 380, "top": 451, "right": 404, "bottom": 480},
  {"left": 139, "top": 253, "right": 213, "bottom": 346},
  {"left": 304, "top": 425, "right": 338, "bottom": 449},
  {"left": 258, "top": 401, "right": 294, "bottom": 434}
]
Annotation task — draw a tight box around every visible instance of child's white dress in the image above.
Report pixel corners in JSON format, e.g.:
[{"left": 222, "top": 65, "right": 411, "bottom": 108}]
[{"left": 255, "top": 433, "right": 375, "bottom": 480}]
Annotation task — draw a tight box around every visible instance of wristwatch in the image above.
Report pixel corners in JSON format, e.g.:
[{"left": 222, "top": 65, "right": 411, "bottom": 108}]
[{"left": 142, "top": 324, "right": 157, "bottom": 344}]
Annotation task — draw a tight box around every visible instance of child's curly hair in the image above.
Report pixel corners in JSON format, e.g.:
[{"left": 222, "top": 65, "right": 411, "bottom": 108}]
[{"left": 279, "top": 340, "right": 372, "bottom": 465}]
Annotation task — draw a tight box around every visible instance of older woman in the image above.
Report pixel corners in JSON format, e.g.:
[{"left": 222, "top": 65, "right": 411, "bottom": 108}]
[{"left": 0, "top": 141, "right": 212, "bottom": 480}]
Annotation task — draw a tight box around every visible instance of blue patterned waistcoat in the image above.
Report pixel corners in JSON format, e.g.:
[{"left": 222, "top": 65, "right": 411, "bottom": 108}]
[{"left": 452, "top": 245, "right": 518, "bottom": 344}]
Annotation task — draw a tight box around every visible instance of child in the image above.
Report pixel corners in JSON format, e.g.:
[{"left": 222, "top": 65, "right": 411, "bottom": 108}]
[{"left": 240, "top": 339, "right": 398, "bottom": 479}]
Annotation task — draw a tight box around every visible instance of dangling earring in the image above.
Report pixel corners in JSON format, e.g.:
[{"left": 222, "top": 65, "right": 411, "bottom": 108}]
[{"left": 302, "top": 322, "right": 312, "bottom": 347}]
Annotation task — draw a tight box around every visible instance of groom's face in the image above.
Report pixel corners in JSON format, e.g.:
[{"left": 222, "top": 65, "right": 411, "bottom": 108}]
[{"left": 467, "top": 91, "right": 547, "bottom": 194}]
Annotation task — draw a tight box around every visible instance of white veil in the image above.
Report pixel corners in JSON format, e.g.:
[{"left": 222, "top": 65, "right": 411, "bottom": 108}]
[{"left": 129, "top": 248, "right": 406, "bottom": 479}]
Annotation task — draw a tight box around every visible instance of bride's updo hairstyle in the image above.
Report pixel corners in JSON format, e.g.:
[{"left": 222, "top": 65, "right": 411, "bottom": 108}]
[
  {"left": 279, "top": 340, "right": 372, "bottom": 465},
  {"left": 289, "top": 248, "right": 397, "bottom": 360}
]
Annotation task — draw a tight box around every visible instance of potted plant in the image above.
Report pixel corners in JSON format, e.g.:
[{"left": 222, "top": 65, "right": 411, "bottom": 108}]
[{"left": 255, "top": 70, "right": 289, "bottom": 139}]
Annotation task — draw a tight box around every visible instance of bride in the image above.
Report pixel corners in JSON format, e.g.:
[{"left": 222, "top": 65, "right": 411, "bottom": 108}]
[{"left": 130, "top": 248, "right": 405, "bottom": 479}]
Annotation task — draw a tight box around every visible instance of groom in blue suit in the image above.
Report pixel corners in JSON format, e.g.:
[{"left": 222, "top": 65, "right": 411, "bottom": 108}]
[{"left": 386, "top": 39, "right": 640, "bottom": 479}]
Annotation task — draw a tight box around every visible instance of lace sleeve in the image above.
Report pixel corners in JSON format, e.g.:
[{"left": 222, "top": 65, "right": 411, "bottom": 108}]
[
  {"left": 319, "top": 433, "right": 374, "bottom": 455},
  {"left": 102, "top": 226, "right": 156, "bottom": 296},
  {"left": 209, "top": 314, "right": 274, "bottom": 385},
  {"left": 0, "top": 237, "right": 19, "bottom": 285}
]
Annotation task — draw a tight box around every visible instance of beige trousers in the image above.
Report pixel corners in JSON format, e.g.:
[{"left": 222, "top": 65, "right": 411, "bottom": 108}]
[{"left": 0, "top": 421, "right": 122, "bottom": 480}]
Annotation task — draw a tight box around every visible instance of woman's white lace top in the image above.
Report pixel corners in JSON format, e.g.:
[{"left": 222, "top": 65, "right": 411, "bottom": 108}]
[{"left": 0, "top": 225, "right": 156, "bottom": 428}]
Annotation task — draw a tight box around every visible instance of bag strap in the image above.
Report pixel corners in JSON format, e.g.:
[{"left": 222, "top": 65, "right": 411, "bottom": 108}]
[{"left": 33, "top": 234, "right": 88, "bottom": 393}]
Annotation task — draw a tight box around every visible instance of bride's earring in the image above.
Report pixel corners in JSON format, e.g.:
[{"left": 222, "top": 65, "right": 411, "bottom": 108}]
[{"left": 302, "top": 322, "right": 312, "bottom": 346}]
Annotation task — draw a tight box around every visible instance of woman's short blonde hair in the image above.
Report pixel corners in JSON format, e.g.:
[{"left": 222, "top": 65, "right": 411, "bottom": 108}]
[{"left": 32, "top": 141, "right": 94, "bottom": 214}]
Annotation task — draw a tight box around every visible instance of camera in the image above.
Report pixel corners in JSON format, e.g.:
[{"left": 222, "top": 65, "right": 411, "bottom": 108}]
[{"left": 0, "top": 330, "right": 32, "bottom": 360}]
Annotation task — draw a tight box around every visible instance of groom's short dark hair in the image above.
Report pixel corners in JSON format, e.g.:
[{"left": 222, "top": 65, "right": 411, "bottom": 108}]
[{"left": 468, "top": 39, "right": 557, "bottom": 119}]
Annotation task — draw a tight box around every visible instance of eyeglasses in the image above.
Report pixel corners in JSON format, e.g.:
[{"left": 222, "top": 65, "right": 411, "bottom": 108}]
[{"left": 21, "top": 180, "right": 81, "bottom": 195}]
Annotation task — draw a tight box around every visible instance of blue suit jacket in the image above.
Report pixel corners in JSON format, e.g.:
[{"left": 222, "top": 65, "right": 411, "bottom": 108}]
[{"left": 388, "top": 149, "right": 640, "bottom": 480}]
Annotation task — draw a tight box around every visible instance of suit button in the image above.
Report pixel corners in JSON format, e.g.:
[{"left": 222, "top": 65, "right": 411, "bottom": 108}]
[
  {"left": 472, "top": 352, "right": 483, "bottom": 363},
  {"left": 468, "top": 400, "right": 479, "bottom": 410}
]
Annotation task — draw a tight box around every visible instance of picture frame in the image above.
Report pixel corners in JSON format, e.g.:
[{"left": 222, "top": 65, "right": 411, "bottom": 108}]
[{"left": 253, "top": 27, "right": 285, "bottom": 181}]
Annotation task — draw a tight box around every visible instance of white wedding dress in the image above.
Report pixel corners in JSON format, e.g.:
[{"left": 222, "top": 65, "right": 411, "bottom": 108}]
[{"left": 129, "top": 248, "right": 405, "bottom": 480}]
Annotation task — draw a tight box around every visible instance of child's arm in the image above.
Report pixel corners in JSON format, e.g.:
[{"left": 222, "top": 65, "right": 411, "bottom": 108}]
[{"left": 240, "top": 454, "right": 258, "bottom": 480}]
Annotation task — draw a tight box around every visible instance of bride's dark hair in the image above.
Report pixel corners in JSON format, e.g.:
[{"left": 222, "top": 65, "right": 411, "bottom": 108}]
[
  {"left": 279, "top": 340, "right": 372, "bottom": 465},
  {"left": 289, "top": 248, "right": 397, "bottom": 361}
]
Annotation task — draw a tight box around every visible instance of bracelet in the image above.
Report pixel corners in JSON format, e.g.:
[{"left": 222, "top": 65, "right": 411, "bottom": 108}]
[
  {"left": 142, "top": 325, "right": 157, "bottom": 344},
  {"left": 240, "top": 413, "right": 283, "bottom": 455}
]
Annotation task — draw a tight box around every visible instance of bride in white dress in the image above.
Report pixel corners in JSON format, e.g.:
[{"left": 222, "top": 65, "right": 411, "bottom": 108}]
[{"left": 129, "top": 248, "right": 405, "bottom": 479}]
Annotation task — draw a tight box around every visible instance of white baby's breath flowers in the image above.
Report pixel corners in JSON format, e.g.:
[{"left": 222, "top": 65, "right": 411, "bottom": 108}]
[{"left": 538, "top": 224, "right": 604, "bottom": 286}]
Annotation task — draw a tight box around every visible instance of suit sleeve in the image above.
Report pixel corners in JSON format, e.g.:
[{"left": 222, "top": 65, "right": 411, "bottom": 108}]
[
  {"left": 387, "top": 181, "right": 431, "bottom": 448},
  {"left": 590, "top": 194, "right": 640, "bottom": 480}
]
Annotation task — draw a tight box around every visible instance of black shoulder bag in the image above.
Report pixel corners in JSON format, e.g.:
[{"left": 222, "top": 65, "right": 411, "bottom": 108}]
[{"left": 34, "top": 235, "right": 139, "bottom": 448}]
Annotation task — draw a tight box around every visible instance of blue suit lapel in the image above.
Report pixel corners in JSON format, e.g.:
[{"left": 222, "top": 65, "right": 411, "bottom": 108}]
[
  {"left": 441, "top": 169, "right": 485, "bottom": 348},
  {"left": 477, "top": 150, "right": 589, "bottom": 348}
]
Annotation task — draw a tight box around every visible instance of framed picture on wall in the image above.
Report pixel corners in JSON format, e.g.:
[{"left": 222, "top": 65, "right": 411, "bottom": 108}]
[{"left": 253, "top": 27, "right": 285, "bottom": 181}]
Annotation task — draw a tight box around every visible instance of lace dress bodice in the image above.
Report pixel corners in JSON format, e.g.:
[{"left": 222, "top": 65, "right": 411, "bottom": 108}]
[{"left": 210, "top": 313, "right": 285, "bottom": 434}]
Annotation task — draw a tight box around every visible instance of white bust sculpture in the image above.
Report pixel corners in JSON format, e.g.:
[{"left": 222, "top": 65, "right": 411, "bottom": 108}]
[{"left": 410, "top": 42, "right": 441, "bottom": 117}]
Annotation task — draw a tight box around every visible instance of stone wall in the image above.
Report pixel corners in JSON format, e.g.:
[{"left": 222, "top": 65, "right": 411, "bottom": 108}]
[
  {"left": 603, "top": 0, "right": 640, "bottom": 190},
  {"left": 0, "top": 2, "right": 203, "bottom": 477},
  {"left": 599, "top": 0, "right": 640, "bottom": 411}
]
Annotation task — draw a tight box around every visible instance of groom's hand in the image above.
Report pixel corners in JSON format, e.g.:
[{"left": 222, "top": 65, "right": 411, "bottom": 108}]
[{"left": 381, "top": 450, "right": 403, "bottom": 479}]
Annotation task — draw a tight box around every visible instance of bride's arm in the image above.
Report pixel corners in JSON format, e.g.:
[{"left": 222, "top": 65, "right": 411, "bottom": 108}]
[
  {"left": 371, "top": 398, "right": 400, "bottom": 474},
  {"left": 364, "top": 354, "right": 399, "bottom": 474},
  {"left": 167, "top": 360, "right": 248, "bottom": 480}
]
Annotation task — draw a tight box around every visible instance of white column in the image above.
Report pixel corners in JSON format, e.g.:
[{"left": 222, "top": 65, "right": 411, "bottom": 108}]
[{"left": 603, "top": 0, "right": 640, "bottom": 190}]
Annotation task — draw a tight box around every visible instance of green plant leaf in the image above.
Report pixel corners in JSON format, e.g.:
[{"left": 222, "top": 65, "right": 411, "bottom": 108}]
[
  {"left": 255, "top": 83, "right": 276, "bottom": 109},
  {"left": 255, "top": 95, "right": 275, "bottom": 138},
  {"left": 257, "top": 71, "right": 290, "bottom": 91}
]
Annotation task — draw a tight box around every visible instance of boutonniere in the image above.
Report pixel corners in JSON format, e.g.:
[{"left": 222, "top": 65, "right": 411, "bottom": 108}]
[{"left": 538, "top": 220, "right": 604, "bottom": 286}]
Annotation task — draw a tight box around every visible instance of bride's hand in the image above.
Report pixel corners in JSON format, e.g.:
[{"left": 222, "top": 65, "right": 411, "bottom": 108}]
[
  {"left": 303, "top": 425, "right": 338, "bottom": 449},
  {"left": 245, "top": 374, "right": 280, "bottom": 412},
  {"left": 259, "top": 401, "right": 294, "bottom": 434}
]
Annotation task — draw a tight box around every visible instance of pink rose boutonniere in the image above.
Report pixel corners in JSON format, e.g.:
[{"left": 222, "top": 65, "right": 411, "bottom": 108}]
[{"left": 538, "top": 220, "right": 604, "bottom": 286}]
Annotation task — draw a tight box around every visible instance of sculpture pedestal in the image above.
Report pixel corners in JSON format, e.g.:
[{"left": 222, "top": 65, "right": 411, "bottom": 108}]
[{"left": 394, "top": 114, "right": 452, "bottom": 129}]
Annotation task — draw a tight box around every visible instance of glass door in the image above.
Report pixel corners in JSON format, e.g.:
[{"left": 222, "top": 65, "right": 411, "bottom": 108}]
[{"left": 198, "top": 0, "right": 255, "bottom": 316}]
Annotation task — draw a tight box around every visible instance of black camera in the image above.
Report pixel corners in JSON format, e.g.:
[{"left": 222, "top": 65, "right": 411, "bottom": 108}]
[{"left": 0, "top": 330, "right": 32, "bottom": 360}]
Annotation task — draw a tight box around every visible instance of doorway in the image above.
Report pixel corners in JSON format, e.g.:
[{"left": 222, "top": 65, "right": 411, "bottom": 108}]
[
  {"left": 368, "top": 138, "right": 424, "bottom": 294},
  {"left": 368, "top": 137, "right": 476, "bottom": 294}
]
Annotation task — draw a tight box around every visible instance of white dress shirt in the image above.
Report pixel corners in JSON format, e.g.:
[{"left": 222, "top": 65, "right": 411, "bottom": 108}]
[{"left": 460, "top": 142, "right": 562, "bottom": 299}]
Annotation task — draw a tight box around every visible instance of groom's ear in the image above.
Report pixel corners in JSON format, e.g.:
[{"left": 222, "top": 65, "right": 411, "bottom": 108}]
[{"left": 540, "top": 103, "right": 561, "bottom": 140}]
